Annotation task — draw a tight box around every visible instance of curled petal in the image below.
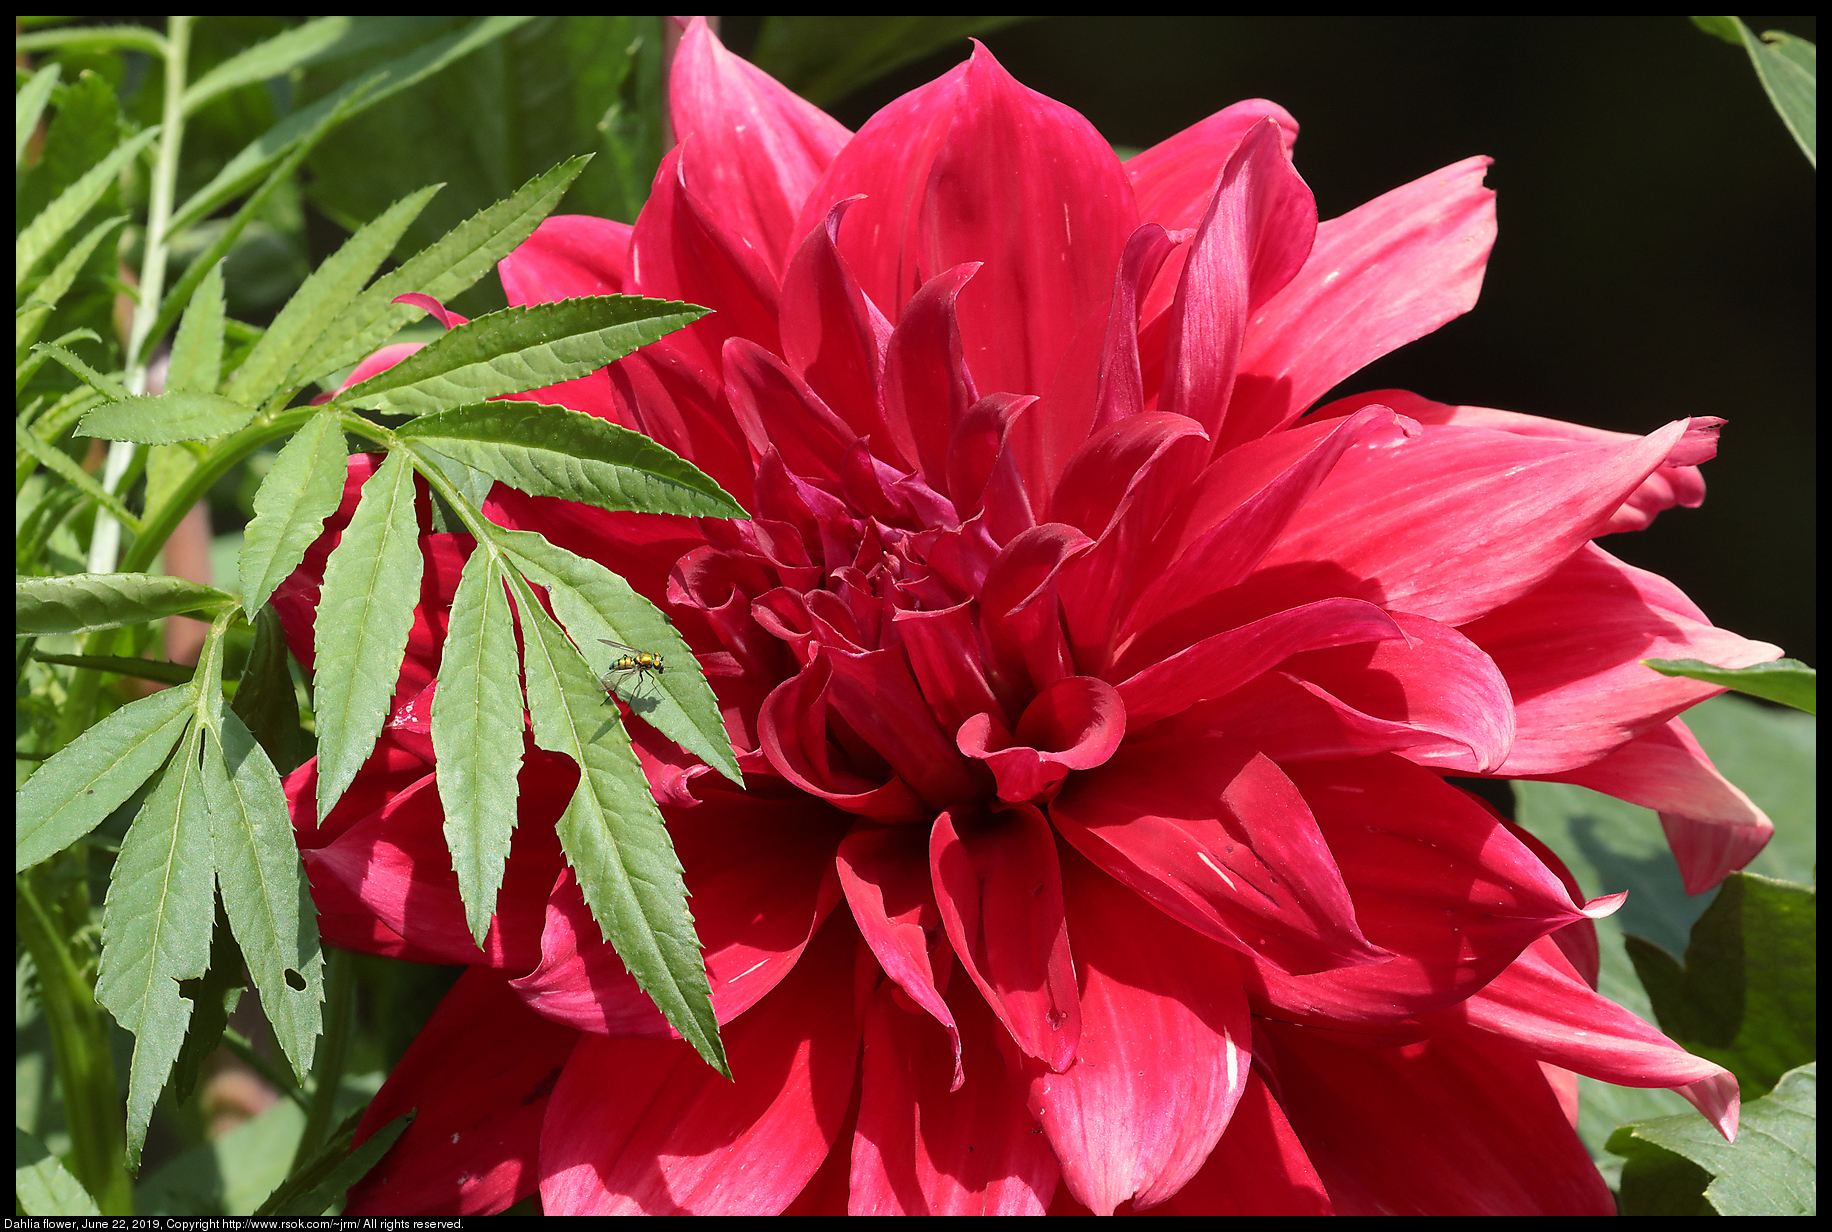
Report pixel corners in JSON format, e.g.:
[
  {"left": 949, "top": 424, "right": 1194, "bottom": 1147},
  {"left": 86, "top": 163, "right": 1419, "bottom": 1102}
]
[
  {"left": 882, "top": 262, "right": 981, "bottom": 494},
  {"left": 780, "top": 197, "right": 897, "bottom": 455},
  {"left": 958, "top": 675, "right": 1127, "bottom": 804}
]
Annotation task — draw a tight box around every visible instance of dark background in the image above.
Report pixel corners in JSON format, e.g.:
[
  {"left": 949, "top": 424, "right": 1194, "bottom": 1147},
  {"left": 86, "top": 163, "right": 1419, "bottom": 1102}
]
[{"left": 728, "top": 16, "right": 1817, "bottom": 666}]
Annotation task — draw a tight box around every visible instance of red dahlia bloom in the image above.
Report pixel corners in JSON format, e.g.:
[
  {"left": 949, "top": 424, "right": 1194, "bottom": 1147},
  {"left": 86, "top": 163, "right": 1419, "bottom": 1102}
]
[{"left": 277, "top": 19, "right": 1776, "bottom": 1215}]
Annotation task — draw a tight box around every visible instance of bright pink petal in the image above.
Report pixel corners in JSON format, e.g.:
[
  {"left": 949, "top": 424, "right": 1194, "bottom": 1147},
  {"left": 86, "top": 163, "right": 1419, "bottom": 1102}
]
[
  {"left": 497, "top": 214, "right": 629, "bottom": 305},
  {"left": 538, "top": 917, "right": 863, "bottom": 1215},
  {"left": 850, "top": 976, "right": 1060, "bottom": 1214},
  {"left": 1248, "top": 757, "right": 1611, "bottom": 1023},
  {"left": 1259, "top": 1017, "right": 1615, "bottom": 1214},
  {"left": 1545, "top": 716, "right": 1775, "bottom": 894},
  {"left": 1253, "top": 415, "right": 1709, "bottom": 627},
  {"left": 1128, "top": 100, "right": 1299, "bottom": 233},
  {"left": 345, "top": 968, "right": 578, "bottom": 1215},
  {"left": 1020, "top": 850, "right": 1252, "bottom": 1215},
  {"left": 978, "top": 522, "right": 1092, "bottom": 697},
  {"left": 1432, "top": 935, "right": 1739, "bottom": 1139},
  {"left": 929, "top": 804, "right": 1080, "bottom": 1070},
  {"left": 1467, "top": 542, "right": 1781, "bottom": 776},
  {"left": 1229, "top": 155, "right": 1495, "bottom": 436},
  {"left": 779, "top": 197, "right": 896, "bottom": 456},
  {"left": 668, "top": 17, "right": 850, "bottom": 273},
  {"left": 1160, "top": 118, "right": 1316, "bottom": 452},
  {"left": 1051, "top": 736, "right": 1387, "bottom": 976}
]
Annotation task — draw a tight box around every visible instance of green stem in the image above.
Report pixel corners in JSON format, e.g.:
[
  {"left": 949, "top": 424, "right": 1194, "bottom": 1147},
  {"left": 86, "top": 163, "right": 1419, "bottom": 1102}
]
[
  {"left": 292, "top": 945, "right": 357, "bottom": 1169},
  {"left": 18, "top": 865, "right": 134, "bottom": 1215}
]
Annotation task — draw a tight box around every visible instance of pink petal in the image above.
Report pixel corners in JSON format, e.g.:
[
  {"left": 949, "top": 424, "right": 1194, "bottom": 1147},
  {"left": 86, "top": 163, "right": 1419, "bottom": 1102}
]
[
  {"left": 510, "top": 790, "right": 847, "bottom": 1034},
  {"left": 391, "top": 292, "right": 468, "bottom": 330},
  {"left": 1127, "top": 100, "right": 1299, "bottom": 233},
  {"left": 1432, "top": 935, "right": 1739, "bottom": 1140},
  {"left": 1466, "top": 542, "right": 1781, "bottom": 776},
  {"left": 779, "top": 197, "right": 897, "bottom": 457},
  {"left": 1252, "top": 415, "right": 1707, "bottom": 627},
  {"left": 1020, "top": 850, "right": 1252, "bottom": 1215},
  {"left": 1229, "top": 155, "right": 1495, "bottom": 436},
  {"left": 756, "top": 657, "right": 927, "bottom": 822},
  {"left": 837, "top": 824, "right": 962, "bottom": 1089},
  {"left": 1545, "top": 716, "right": 1775, "bottom": 894},
  {"left": 1050, "top": 737, "right": 1387, "bottom": 976},
  {"left": 1259, "top": 1017, "right": 1614, "bottom": 1214},
  {"left": 668, "top": 17, "right": 850, "bottom": 274},
  {"left": 1115, "top": 597, "right": 1403, "bottom": 729},
  {"left": 1248, "top": 757, "right": 1609, "bottom": 1023},
  {"left": 1047, "top": 410, "right": 1208, "bottom": 543},
  {"left": 721, "top": 336, "right": 856, "bottom": 481},
  {"left": 345, "top": 968, "right": 579, "bottom": 1215},
  {"left": 849, "top": 976, "right": 1060, "bottom": 1214},
  {"left": 1161, "top": 118, "right": 1316, "bottom": 452},
  {"left": 929, "top": 804, "right": 1080, "bottom": 1070},
  {"left": 880, "top": 262, "right": 981, "bottom": 494},
  {"left": 1090, "top": 223, "right": 1179, "bottom": 431},
  {"left": 497, "top": 214, "right": 630, "bottom": 304},
  {"left": 538, "top": 917, "right": 863, "bottom": 1215},
  {"left": 825, "top": 644, "right": 983, "bottom": 809}
]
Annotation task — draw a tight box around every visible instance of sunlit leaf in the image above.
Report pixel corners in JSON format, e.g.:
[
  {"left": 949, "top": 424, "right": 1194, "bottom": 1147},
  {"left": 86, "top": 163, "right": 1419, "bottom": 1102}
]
[
  {"left": 237, "top": 408, "right": 351, "bottom": 618},
  {"left": 1644, "top": 656, "right": 1815, "bottom": 715}
]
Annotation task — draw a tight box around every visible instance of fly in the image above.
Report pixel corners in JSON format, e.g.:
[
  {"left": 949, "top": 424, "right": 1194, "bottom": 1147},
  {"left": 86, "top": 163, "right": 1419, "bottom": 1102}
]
[{"left": 599, "top": 639, "right": 665, "bottom": 700}]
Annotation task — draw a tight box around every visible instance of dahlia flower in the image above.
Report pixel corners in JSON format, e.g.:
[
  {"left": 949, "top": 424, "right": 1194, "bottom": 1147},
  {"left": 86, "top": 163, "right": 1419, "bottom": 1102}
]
[{"left": 276, "top": 19, "right": 1778, "bottom": 1215}]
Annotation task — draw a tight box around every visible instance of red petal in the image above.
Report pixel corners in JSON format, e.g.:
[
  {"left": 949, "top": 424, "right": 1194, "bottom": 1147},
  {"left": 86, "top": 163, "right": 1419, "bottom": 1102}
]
[
  {"left": 1021, "top": 850, "right": 1252, "bottom": 1215},
  {"left": 929, "top": 805, "right": 1080, "bottom": 1070},
  {"left": 497, "top": 214, "right": 629, "bottom": 304},
  {"left": 1134, "top": 1069, "right": 1332, "bottom": 1214},
  {"left": 958, "top": 675, "right": 1127, "bottom": 804},
  {"left": 538, "top": 916, "right": 863, "bottom": 1215},
  {"left": 881, "top": 263, "right": 981, "bottom": 494},
  {"left": 720, "top": 336, "right": 855, "bottom": 481},
  {"left": 345, "top": 968, "right": 578, "bottom": 1215},
  {"left": 779, "top": 197, "right": 896, "bottom": 456},
  {"left": 977, "top": 522, "right": 1092, "bottom": 697},
  {"left": 1051, "top": 737, "right": 1386, "bottom": 975}
]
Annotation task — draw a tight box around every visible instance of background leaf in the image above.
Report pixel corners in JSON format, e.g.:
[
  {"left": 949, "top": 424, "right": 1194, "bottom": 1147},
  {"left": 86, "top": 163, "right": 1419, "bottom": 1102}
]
[
  {"left": 16, "top": 573, "right": 234, "bottom": 636},
  {"left": 751, "top": 16, "right": 1033, "bottom": 106},
  {"left": 15, "top": 1127, "right": 102, "bottom": 1216}
]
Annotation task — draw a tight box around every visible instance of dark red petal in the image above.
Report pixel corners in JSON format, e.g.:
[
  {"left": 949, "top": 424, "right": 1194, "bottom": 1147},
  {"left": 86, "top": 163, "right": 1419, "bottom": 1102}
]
[
  {"left": 849, "top": 975, "right": 1060, "bottom": 1214},
  {"left": 929, "top": 805, "right": 1080, "bottom": 1070},
  {"left": 344, "top": 968, "right": 578, "bottom": 1215},
  {"left": 1134, "top": 1069, "right": 1332, "bottom": 1215},
  {"left": 1021, "top": 849, "right": 1252, "bottom": 1215},
  {"left": 959, "top": 675, "right": 1127, "bottom": 804},
  {"left": 1051, "top": 737, "right": 1386, "bottom": 976},
  {"left": 978, "top": 522, "right": 1092, "bottom": 698},
  {"left": 538, "top": 915, "right": 864, "bottom": 1215}
]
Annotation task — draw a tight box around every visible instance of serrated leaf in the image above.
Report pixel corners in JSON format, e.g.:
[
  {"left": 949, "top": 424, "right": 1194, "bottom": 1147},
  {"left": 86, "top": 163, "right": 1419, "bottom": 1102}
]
[
  {"left": 1625, "top": 872, "right": 1815, "bottom": 1099},
  {"left": 225, "top": 185, "right": 440, "bottom": 409},
  {"left": 16, "top": 573, "right": 233, "bottom": 636},
  {"left": 401, "top": 399, "right": 745, "bottom": 518},
  {"left": 15, "top": 1127, "right": 102, "bottom": 1216},
  {"left": 489, "top": 523, "right": 741, "bottom": 786},
  {"left": 15, "top": 682, "right": 193, "bottom": 872},
  {"left": 231, "top": 604, "right": 310, "bottom": 776},
  {"left": 334, "top": 296, "right": 707, "bottom": 416},
  {"left": 30, "top": 340, "right": 129, "bottom": 401},
  {"left": 1610, "top": 1062, "right": 1815, "bottom": 1216},
  {"left": 293, "top": 153, "right": 589, "bottom": 381},
  {"left": 166, "top": 261, "right": 226, "bottom": 395},
  {"left": 95, "top": 723, "right": 216, "bottom": 1169},
  {"left": 15, "top": 125, "right": 160, "bottom": 290},
  {"left": 77, "top": 390, "right": 257, "bottom": 445},
  {"left": 169, "top": 17, "right": 534, "bottom": 236},
  {"left": 312, "top": 449, "right": 424, "bottom": 823},
  {"left": 16, "top": 213, "right": 124, "bottom": 357},
  {"left": 433, "top": 549, "right": 525, "bottom": 946},
  {"left": 1644, "top": 656, "right": 1815, "bottom": 715},
  {"left": 509, "top": 570, "right": 725, "bottom": 1075},
  {"left": 203, "top": 711, "right": 323, "bottom": 1081},
  {"left": 28, "top": 652, "right": 196, "bottom": 686},
  {"left": 238, "top": 408, "right": 350, "bottom": 617},
  {"left": 14, "top": 419, "right": 142, "bottom": 531},
  {"left": 16, "top": 62, "right": 61, "bottom": 168}
]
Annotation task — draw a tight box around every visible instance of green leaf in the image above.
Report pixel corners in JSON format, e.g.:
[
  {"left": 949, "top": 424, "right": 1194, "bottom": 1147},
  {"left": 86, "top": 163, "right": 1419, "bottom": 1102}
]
[
  {"left": 15, "top": 125, "right": 160, "bottom": 291},
  {"left": 30, "top": 340, "right": 129, "bottom": 402},
  {"left": 203, "top": 710, "right": 324, "bottom": 1081},
  {"left": 231, "top": 604, "right": 311, "bottom": 776},
  {"left": 15, "top": 213, "right": 124, "bottom": 357},
  {"left": 166, "top": 260, "right": 227, "bottom": 395},
  {"left": 292, "top": 153, "right": 590, "bottom": 382},
  {"left": 28, "top": 652, "right": 195, "bottom": 686},
  {"left": 182, "top": 17, "right": 437, "bottom": 115},
  {"left": 333, "top": 295, "right": 708, "bottom": 416},
  {"left": 1696, "top": 17, "right": 1816, "bottom": 167},
  {"left": 14, "top": 418, "right": 143, "bottom": 531},
  {"left": 1691, "top": 16, "right": 1745, "bottom": 45},
  {"left": 432, "top": 549, "right": 525, "bottom": 946},
  {"left": 509, "top": 569, "right": 725, "bottom": 1075},
  {"left": 224, "top": 184, "right": 441, "bottom": 409},
  {"left": 311, "top": 449, "right": 424, "bottom": 824},
  {"left": 752, "top": 16, "right": 1034, "bottom": 106},
  {"left": 237, "top": 408, "right": 350, "bottom": 618},
  {"left": 1626, "top": 872, "right": 1814, "bottom": 1099},
  {"left": 13, "top": 25, "right": 168, "bottom": 57},
  {"left": 1610, "top": 1062, "right": 1815, "bottom": 1215},
  {"left": 16, "top": 573, "right": 234, "bottom": 636},
  {"left": 169, "top": 17, "right": 535, "bottom": 236},
  {"left": 255, "top": 1108, "right": 411, "bottom": 1218},
  {"left": 490, "top": 523, "right": 741, "bottom": 786},
  {"left": 15, "top": 328, "right": 101, "bottom": 392},
  {"left": 401, "top": 399, "right": 746, "bottom": 519},
  {"left": 14, "top": 680, "right": 191, "bottom": 871},
  {"left": 1644, "top": 656, "right": 1816, "bottom": 715},
  {"left": 77, "top": 390, "right": 258, "bottom": 445},
  {"left": 16, "top": 62, "right": 61, "bottom": 168},
  {"left": 14, "top": 1127, "right": 102, "bottom": 1216},
  {"left": 94, "top": 722, "right": 216, "bottom": 1169}
]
